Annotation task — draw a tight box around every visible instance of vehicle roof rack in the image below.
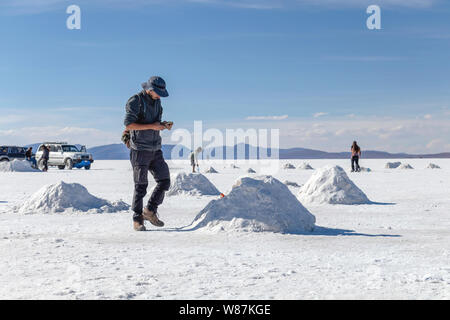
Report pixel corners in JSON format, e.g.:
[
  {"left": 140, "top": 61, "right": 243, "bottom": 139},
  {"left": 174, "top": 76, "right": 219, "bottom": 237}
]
[{"left": 42, "top": 142, "right": 68, "bottom": 145}]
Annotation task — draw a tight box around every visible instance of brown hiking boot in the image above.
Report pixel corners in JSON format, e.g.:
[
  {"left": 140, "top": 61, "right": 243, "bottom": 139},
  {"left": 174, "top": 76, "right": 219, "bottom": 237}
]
[
  {"left": 143, "top": 207, "right": 164, "bottom": 227},
  {"left": 133, "top": 217, "right": 146, "bottom": 231}
]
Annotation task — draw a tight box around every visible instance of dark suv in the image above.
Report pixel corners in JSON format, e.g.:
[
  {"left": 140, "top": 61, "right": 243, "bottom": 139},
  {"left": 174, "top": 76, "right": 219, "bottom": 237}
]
[{"left": 0, "top": 146, "right": 26, "bottom": 162}]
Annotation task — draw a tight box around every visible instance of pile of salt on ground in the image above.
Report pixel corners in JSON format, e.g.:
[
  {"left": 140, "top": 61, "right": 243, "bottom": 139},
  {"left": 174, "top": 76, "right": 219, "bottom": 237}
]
[
  {"left": 167, "top": 172, "right": 221, "bottom": 196},
  {"left": 298, "top": 162, "right": 314, "bottom": 170},
  {"left": 298, "top": 165, "right": 371, "bottom": 205},
  {"left": 283, "top": 163, "right": 296, "bottom": 169},
  {"left": 0, "top": 160, "right": 40, "bottom": 172},
  {"left": 399, "top": 163, "right": 414, "bottom": 169},
  {"left": 427, "top": 163, "right": 441, "bottom": 169},
  {"left": 247, "top": 168, "right": 256, "bottom": 173},
  {"left": 205, "top": 166, "right": 218, "bottom": 173},
  {"left": 284, "top": 180, "right": 301, "bottom": 188},
  {"left": 385, "top": 162, "right": 401, "bottom": 169},
  {"left": 187, "top": 175, "right": 315, "bottom": 233},
  {"left": 15, "top": 181, "right": 129, "bottom": 214}
]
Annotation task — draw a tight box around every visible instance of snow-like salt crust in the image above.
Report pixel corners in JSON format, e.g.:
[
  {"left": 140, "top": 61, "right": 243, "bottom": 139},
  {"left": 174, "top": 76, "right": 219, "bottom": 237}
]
[
  {"left": 1, "top": 159, "right": 450, "bottom": 299},
  {"left": 187, "top": 175, "right": 315, "bottom": 233},
  {"left": 399, "top": 163, "right": 414, "bottom": 169},
  {"left": 298, "top": 162, "right": 314, "bottom": 170},
  {"left": 385, "top": 162, "right": 401, "bottom": 169},
  {"left": 205, "top": 166, "right": 218, "bottom": 173},
  {"left": 284, "top": 180, "right": 301, "bottom": 187},
  {"left": 298, "top": 165, "right": 371, "bottom": 205},
  {"left": 167, "top": 172, "right": 221, "bottom": 196},
  {"left": 427, "top": 163, "right": 441, "bottom": 169},
  {"left": 247, "top": 168, "right": 256, "bottom": 173},
  {"left": 15, "top": 181, "right": 129, "bottom": 214},
  {"left": 0, "top": 160, "right": 39, "bottom": 172}
]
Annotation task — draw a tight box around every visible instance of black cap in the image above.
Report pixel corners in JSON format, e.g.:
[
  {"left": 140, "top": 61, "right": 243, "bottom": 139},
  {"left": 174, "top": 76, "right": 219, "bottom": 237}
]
[{"left": 141, "top": 76, "right": 169, "bottom": 97}]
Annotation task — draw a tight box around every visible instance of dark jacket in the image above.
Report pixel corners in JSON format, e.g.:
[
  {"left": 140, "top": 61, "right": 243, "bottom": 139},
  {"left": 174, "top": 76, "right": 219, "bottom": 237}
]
[
  {"left": 124, "top": 91, "right": 163, "bottom": 151},
  {"left": 42, "top": 147, "right": 49, "bottom": 160}
]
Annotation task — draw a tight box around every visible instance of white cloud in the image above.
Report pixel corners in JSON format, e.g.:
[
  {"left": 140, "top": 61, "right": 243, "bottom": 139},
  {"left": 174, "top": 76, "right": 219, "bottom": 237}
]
[
  {"left": 0, "top": 115, "right": 27, "bottom": 125},
  {"left": 191, "top": 0, "right": 438, "bottom": 9},
  {"left": 245, "top": 115, "right": 288, "bottom": 120},
  {"left": 224, "top": 113, "right": 450, "bottom": 154},
  {"left": 313, "top": 112, "right": 328, "bottom": 118},
  {"left": 0, "top": 126, "right": 117, "bottom": 148},
  {"left": 323, "top": 56, "right": 404, "bottom": 62},
  {"left": 298, "top": 0, "right": 437, "bottom": 8}
]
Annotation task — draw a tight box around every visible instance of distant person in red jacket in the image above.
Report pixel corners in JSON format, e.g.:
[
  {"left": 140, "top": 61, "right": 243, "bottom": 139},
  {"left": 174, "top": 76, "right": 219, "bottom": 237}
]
[{"left": 351, "top": 141, "right": 361, "bottom": 172}]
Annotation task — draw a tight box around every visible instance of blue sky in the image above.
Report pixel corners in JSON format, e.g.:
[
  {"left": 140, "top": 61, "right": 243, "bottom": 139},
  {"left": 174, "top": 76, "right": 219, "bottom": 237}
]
[{"left": 0, "top": 0, "right": 449, "bottom": 152}]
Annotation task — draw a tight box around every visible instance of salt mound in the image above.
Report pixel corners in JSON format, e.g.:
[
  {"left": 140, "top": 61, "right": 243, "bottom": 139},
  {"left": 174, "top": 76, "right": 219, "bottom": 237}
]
[
  {"left": 247, "top": 168, "right": 256, "bottom": 173},
  {"left": 205, "top": 166, "right": 218, "bottom": 173},
  {"left": 427, "top": 163, "right": 440, "bottom": 169},
  {"left": 167, "top": 172, "right": 220, "bottom": 196},
  {"left": 298, "top": 162, "right": 314, "bottom": 170},
  {"left": 399, "top": 163, "right": 413, "bottom": 169},
  {"left": 0, "top": 160, "right": 39, "bottom": 172},
  {"left": 385, "top": 162, "right": 401, "bottom": 169},
  {"left": 283, "top": 163, "right": 296, "bottom": 169},
  {"left": 298, "top": 165, "right": 371, "bottom": 205},
  {"left": 15, "top": 181, "right": 129, "bottom": 214},
  {"left": 284, "top": 180, "right": 301, "bottom": 188},
  {"left": 188, "top": 175, "right": 315, "bottom": 233},
  {"left": 229, "top": 164, "right": 239, "bottom": 169}
]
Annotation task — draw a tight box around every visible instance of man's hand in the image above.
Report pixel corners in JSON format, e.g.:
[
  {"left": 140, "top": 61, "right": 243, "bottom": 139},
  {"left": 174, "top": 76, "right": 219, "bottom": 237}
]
[
  {"left": 161, "top": 121, "right": 174, "bottom": 130},
  {"left": 153, "top": 123, "right": 167, "bottom": 131}
]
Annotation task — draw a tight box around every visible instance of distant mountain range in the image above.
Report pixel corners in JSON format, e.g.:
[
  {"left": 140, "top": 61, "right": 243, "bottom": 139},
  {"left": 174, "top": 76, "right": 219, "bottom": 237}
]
[{"left": 83, "top": 143, "right": 450, "bottom": 160}]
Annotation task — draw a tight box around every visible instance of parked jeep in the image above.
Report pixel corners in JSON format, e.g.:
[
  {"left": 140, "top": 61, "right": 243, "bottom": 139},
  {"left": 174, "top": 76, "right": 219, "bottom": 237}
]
[
  {"left": 35, "top": 142, "right": 94, "bottom": 170},
  {"left": 0, "top": 146, "right": 26, "bottom": 162}
]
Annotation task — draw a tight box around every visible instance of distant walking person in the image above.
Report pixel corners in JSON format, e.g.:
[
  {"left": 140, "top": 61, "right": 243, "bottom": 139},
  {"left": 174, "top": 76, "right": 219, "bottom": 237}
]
[
  {"left": 190, "top": 147, "right": 202, "bottom": 173},
  {"left": 41, "top": 145, "right": 50, "bottom": 172},
  {"left": 124, "top": 76, "right": 173, "bottom": 232},
  {"left": 351, "top": 141, "right": 361, "bottom": 172}
]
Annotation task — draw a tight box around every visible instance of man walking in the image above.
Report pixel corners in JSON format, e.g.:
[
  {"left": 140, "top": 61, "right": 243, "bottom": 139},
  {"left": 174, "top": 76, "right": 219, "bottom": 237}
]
[{"left": 124, "top": 76, "right": 173, "bottom": 231}]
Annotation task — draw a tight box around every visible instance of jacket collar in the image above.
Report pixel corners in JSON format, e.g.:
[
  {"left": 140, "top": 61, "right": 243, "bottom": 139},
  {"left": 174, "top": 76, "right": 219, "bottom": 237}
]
[{"left": 142, "top": 90, "right": 158, "bottom": 104}]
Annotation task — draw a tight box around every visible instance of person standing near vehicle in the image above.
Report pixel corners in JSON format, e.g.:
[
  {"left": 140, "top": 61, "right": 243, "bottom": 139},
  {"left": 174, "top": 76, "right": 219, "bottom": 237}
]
[
  {"left": 351, "top": 141, "right": 361, "bottom": 172},
  {"left": 25, "top": 147, "right": 37, "bottom": 168},
  {"left": 124, "top": 76, "right": 173, "bottom": 232},
  {"left": 25, "top": 147, "right": 32, "bottom": 160},
  {"left": 41, "top": 145, "right": 50, "bottom": 172}
]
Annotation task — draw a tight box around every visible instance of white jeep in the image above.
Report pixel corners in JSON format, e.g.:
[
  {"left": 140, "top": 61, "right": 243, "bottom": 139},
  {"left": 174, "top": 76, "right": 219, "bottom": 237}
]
[{"left": 35, "top": 142, "right": 94, "bottom": 170}]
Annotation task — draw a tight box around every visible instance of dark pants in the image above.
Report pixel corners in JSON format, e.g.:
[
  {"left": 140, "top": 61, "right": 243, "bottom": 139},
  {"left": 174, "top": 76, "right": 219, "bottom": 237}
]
[
  {"left": 42, "top": 158, "right": 48, "bottom": 171},
  {"left": 351, "top": 156, "right": 360, "bottom": 172},
  {"left": 130, "top": 149, "right": 170, "bottom": 221},
  {"left": 27, "top": 157, "right": 37, "bottom": 167}
]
